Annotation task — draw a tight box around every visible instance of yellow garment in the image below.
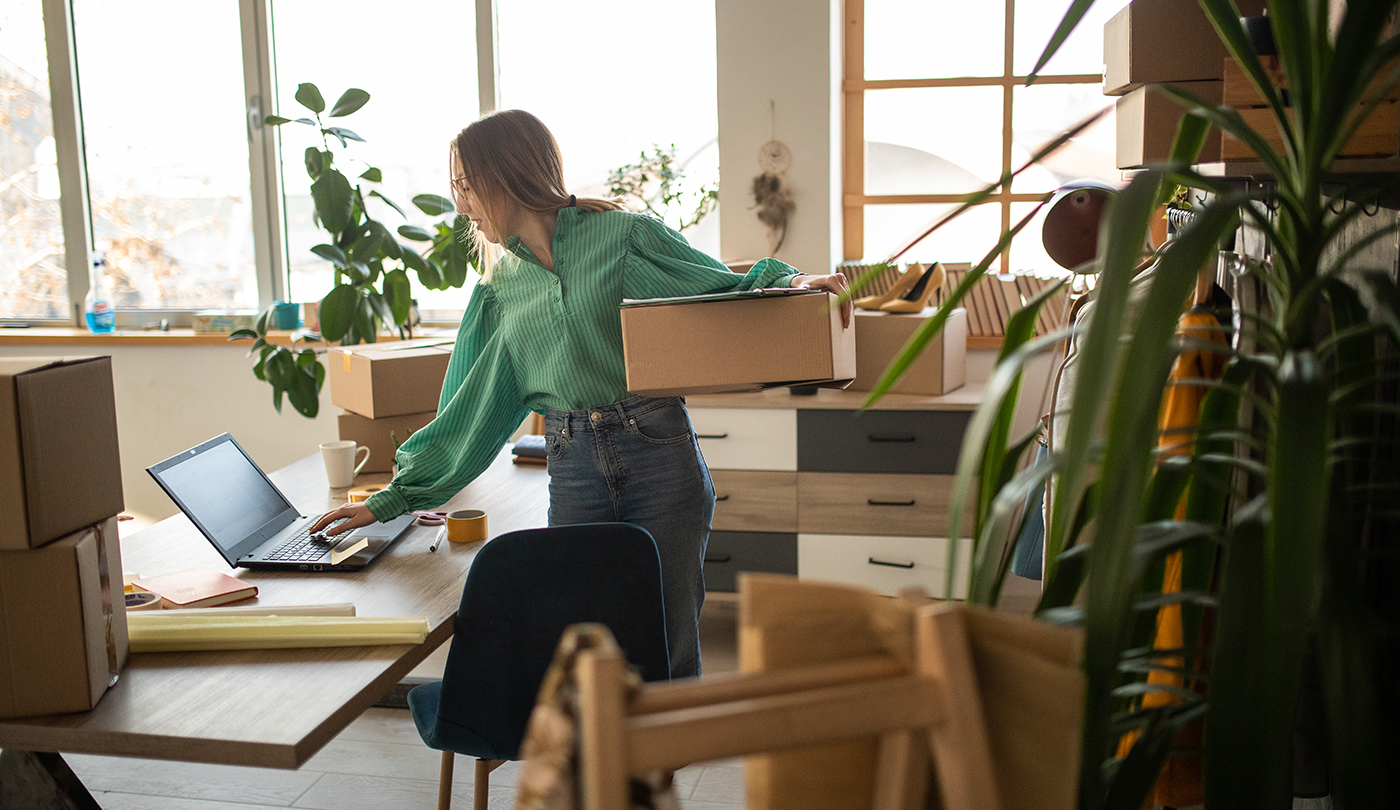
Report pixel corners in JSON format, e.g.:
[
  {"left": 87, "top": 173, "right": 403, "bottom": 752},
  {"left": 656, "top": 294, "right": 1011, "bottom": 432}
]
[{"left": 1117, "top": 307, "right": 1228, "bottom": 808}]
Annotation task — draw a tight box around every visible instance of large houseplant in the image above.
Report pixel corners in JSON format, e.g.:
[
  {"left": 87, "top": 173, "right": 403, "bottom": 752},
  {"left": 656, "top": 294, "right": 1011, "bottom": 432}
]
[
  {"left": 865, "top": 2, "right": 1400, "bottom": 807},
  {"left": 232, "top": 83, "right": 478, "bottom": 417}
]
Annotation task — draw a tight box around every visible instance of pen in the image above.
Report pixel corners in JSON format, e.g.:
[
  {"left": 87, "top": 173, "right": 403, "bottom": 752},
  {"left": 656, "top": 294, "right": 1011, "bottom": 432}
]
[{"left": 429, "top": 526, "right": 445, "bottom": 552}]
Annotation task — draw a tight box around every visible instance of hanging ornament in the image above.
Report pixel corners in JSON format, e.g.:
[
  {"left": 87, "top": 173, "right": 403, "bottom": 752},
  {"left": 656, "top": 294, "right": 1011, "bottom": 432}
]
[{"left": 751, "top": 102, "right": 795, "bottom": 253}]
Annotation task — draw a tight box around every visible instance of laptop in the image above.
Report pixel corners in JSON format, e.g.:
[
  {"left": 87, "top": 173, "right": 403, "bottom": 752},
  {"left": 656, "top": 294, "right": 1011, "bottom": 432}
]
[{"left": 147, "top": 433, "right": 415, "bottom": 572}]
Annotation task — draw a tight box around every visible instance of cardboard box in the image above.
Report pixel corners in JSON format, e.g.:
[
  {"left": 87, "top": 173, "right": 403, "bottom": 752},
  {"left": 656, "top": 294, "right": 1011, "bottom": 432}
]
[
  {"left": 1116, "top": 81, "right": 1223, "bottom": 168},
  {"left": 0, "top": 356, "right": 125, "bottom": 550},
  {"left": 328, "top": 338, "right": 454, "bottom": 419},
  {"left": 0, "top": 516, "right": 129, "bottom": 719},
  {"left": 1104, "top": 0, "right": 1266, "bottom": 95},
  {"left": 337, "top": 409, "right": 437, "bottom": 473},
  {"left": 192, "top": 310, "right": 258, "bottom": 333},
  {"left": 850, "top": 308, "right": 967, "bottom": 396},
  {"left": 621, "top": 289, "right": 856, "bottom": 396}
]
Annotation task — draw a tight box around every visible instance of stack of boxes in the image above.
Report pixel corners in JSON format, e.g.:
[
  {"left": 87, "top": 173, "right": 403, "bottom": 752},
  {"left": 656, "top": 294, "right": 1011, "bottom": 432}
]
[
  {"left": 329, "top": 338, "right": 454, "bottom": 472},
  {"left": 0, "top": 357, "right": 129, "bottom": 719},
  {"left": 1108, "top": 0, "right": 1267, "bottom": 168}
]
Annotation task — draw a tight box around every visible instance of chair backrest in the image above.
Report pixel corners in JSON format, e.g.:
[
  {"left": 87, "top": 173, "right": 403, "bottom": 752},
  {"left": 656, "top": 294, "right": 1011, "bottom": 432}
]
[{"left": 433, "top": 522, "right": 670, "bottom": 761}]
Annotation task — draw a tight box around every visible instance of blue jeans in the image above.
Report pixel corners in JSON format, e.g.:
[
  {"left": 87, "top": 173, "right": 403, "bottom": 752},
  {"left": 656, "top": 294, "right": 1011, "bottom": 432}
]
[{"left": 543, "top": 395, "right": 714, "bottom": 678}]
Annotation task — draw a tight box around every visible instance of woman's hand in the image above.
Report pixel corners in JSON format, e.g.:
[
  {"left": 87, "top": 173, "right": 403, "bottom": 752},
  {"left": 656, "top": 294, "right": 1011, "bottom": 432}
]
[
  {"left": 791, "top": 273, "right": 852, "bottom": 328},
  {"left": 309, "top": 502, "right": 378, "bottom": 537}
]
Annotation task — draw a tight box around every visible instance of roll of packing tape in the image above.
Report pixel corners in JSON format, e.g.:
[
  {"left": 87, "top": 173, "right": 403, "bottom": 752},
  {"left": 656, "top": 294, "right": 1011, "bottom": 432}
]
[
  {"left": 125, "top": 590, "right": 163, "bottom": 611},
  {"left": 348, "top": 485, "right": 386, "bottom": 503},
  {"left": 446, "top": 509, "right": 488, "bottom": 544}
]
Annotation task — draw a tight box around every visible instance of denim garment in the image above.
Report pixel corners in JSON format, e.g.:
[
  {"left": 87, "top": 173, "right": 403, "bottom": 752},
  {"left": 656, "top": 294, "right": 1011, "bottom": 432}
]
[{"left": 543, "top": 395, "right": 714, "bottom": 678}]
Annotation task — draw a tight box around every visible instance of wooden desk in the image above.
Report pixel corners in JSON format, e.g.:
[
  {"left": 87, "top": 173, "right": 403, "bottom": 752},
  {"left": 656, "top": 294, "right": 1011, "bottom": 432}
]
[{"left": 0, "top": 448, "right": 549, "bottom": 776}]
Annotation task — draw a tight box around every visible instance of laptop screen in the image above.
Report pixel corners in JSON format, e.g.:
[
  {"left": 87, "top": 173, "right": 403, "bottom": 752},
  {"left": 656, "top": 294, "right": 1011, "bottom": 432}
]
[{"left": 147, "top": 433, "right": 298, "bottom": 561}]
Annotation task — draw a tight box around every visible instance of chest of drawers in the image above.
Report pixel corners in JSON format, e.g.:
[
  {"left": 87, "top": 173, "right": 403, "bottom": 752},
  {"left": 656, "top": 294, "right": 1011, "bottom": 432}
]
[{"left": 686, "top": 386, "right": 983, "bottom": 598}]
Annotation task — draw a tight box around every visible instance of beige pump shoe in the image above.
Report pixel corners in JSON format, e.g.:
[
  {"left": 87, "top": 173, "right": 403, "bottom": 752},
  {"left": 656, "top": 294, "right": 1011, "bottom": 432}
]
[
  {"left": 854, "top": 263, "right": 928, "bottom": 311},
  {"left": 880, "top": 262, "right": 945, "bottom": 313}
]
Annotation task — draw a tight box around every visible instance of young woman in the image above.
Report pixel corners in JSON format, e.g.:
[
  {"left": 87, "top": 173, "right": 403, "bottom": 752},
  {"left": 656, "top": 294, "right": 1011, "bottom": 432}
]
[{"left": 311, "top": 109, "right": 850, "bottom": 678}]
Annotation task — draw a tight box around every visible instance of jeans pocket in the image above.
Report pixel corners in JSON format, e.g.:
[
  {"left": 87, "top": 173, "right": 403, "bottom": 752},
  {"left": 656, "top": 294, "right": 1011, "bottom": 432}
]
[
  {"left": 546, "top": 431, "right": 569, "bottom": 461},
  {"left": 625, "top": 400, "right": 693, "bottom": 446}
]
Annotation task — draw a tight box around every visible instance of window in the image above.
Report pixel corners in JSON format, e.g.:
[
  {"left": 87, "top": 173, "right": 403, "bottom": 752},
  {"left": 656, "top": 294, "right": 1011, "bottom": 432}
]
[
  {"left": 844, "top": 0, "right": 1126, "bottom": 273},
  {"left": 1, "top": 0, "right": 67, "bottom": 320}
]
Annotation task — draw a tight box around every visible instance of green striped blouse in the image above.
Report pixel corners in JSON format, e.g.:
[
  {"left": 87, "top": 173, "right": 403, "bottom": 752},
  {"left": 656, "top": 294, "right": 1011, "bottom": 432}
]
[{"left": 364, "top": 207, "right": 802, "bottom": 521}]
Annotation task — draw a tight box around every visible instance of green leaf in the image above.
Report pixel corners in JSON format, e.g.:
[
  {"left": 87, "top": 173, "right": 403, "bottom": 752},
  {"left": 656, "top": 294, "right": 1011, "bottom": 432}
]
[
  {"left": 263, "top": 115, "right": 291, "bottom": 126},
  {"left": 359, "top": 167, "right": 383, "bottom": 182},
  {"left": 328, "top": 87, "right": 370, "bottom": 118},
  {"left": 382, "top": 268, "right": 412, "bottom": 326},
  {"left": 310, "top": 243, "right": 348, "bottom": 266},
  {"left": 397, "top": 224, "right": 434, "bottom": 242},
  {"left": 1028, "top": 0, "right": 1096, "bottom": 81},
  {"left": 371, "top": 220, "right": 401, "bottom": 260},
  {"left": 311, "top": 169, "right": 354, "bottom": 234},
  {"left": 325, "top": 126, "right": 365, "bottom": 144},
  {"left": 294, "top": 82, "right": 325, "bottom": 114},
  {"left": 400, "top": 244, "right": 427, "bottom": 274},
  {"left": 304, "top": 147, "right": 324, "bottom": 180},
  {"left": 369, "top": 190, "right": 406, "bottom": 220},
  {"left": 412, "top": 193, "right": 455, "bottom": 216},
  {"left": 418, "top": 258, "right": 444, "bottom": 290},
  {"left": 285, "top": 364, "right": 320, "bottom": 418},
  {"left": 318, "top": 283, "right": 358, "bottom": 342},
  {"left": 227, "top": 327, "right": 259, "bottom": 341}
]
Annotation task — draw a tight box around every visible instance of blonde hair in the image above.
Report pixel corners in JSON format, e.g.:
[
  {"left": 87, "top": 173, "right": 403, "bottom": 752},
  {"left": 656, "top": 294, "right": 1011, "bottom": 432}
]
[{"left": 450, "top": 110, "right": 622, "bottom": 280}]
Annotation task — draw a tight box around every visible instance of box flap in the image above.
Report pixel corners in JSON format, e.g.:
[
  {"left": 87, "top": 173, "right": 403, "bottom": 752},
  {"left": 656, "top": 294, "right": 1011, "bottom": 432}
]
[{"left": 621, "top": 287, "right": 817, "bottom": 309}]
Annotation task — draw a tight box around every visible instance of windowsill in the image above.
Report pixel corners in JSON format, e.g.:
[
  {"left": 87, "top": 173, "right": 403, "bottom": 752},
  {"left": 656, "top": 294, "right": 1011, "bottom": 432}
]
[{"left": 0, "top": 328, "right": 453, "bottom": 347}]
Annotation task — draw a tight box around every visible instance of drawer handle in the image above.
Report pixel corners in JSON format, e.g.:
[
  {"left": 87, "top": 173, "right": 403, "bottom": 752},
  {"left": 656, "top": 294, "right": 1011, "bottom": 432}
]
[
  {"left": 714, "top": 494, "right": 730, "bottom": 502},
  {"left": 705, "top": 553, "right": 733, "bottom": 564},
  {"left": 697, "top": 432, "right": 729, "bottom": 440},
  {"left": 868, "top": 435, "right": 917, "bottom": 443},
  {"left": 868, "top": 557, "right": 916, "bottom": 569},
  {"left": 867, "top": 498, "right": 916, "bottom": 507}
]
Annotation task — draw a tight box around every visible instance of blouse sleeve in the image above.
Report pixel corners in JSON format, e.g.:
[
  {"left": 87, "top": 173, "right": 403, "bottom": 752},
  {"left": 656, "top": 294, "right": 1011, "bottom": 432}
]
[
  {"left": 621, "top": 214, "right": 804, "bottom": 299},
  {"left": 363, "top": 284, "right": 531, "bottom": 522}
]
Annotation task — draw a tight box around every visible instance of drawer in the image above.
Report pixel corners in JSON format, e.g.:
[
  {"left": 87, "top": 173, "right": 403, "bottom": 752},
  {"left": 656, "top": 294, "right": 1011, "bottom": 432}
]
[
  {"left": 798, "top": 533, "right": 969, "bottom": 599},
  {"left": 690, "top": 407, "right": 796, "bottom": 470},
  {"left": 797, "top": 472, "right": 970, "bottom": 537},
  {"left": 797, "top": 409, "right": 971, "bottom": 473},
  {"left": 710, "top": 470, "right": 797, "bottom": 533},
  {"left": 705, "top": 531, "right": 798, "bottom": 593}
]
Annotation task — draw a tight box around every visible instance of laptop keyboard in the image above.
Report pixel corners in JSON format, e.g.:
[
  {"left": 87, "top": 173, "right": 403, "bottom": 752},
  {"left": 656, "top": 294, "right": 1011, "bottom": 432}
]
[{"left": 266, "top": 519, "right": 348, "bottom": 562}]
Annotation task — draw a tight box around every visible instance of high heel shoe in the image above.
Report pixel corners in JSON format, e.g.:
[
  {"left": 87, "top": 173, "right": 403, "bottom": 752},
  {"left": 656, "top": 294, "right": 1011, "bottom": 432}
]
[
  {"left": 880, "top": 262, "right": 945, "bottom": 313},
  {"left": 854, "top": 263, "right": 927, "bottom": 311}
]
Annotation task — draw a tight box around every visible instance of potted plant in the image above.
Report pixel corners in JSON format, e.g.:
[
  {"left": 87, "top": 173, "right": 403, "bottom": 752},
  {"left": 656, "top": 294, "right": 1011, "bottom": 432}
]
[
  {"left": 231, "top": 83, "right": 478, "bottom": 417},
  {"left": 868, "top": 2, "right": 1400, "bottom": 807}
]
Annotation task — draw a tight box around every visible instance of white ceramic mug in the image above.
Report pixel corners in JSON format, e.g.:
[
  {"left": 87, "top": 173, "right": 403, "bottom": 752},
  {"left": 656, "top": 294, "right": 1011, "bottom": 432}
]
[{"left": 320, "top": 440, "right": 370, "bottom": 488}]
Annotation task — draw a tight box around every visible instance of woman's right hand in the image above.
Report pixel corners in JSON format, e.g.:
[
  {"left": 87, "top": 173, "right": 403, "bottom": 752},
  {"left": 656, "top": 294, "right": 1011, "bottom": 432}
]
[{"left": 309, "top": 502, "right": 378, "bottom": 537}]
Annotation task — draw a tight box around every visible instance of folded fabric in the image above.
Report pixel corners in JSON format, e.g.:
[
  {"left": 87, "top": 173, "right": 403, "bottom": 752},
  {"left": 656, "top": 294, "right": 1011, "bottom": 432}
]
[
  {"left": 127, "top": 614, "right": 428, "bottom": 652},
  {"left": 513, "top": 434, "right": 547, "bottom": 459}
]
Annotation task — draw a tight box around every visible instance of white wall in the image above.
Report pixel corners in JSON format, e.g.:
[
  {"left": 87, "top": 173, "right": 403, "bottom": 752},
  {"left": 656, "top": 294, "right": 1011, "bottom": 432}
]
[
  {"left": 716, "top": 0, "right": 842, "bottom": 276},
  {"left": 0, "top": 344, "right": 340, "bottom": 528}
]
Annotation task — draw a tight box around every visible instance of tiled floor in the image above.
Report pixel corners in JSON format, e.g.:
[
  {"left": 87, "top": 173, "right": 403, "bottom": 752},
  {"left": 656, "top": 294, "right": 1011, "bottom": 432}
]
[{"left": 54, "top": 578, "right": 1042, "bottom": 809}]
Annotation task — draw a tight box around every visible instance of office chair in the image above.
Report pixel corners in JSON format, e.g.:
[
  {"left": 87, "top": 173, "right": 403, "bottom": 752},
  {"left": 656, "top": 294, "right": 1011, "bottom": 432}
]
[{"left": 407, "top": 523, "right": 671, "bottom": 810}]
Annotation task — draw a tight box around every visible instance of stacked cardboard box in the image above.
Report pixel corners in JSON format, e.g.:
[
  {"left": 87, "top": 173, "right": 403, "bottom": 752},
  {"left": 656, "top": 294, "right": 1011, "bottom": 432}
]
[
  {"left": 0, "top": 357, "right": 129, "bottom": 719},
  {"left": 327, "top": 338, "right": 453, "bottom": 472}
]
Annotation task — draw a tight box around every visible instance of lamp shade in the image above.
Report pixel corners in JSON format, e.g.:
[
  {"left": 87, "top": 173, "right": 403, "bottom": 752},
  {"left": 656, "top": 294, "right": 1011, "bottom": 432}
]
[{"left": 1042, "top": 179, "right": 1119, "bottom": 271}]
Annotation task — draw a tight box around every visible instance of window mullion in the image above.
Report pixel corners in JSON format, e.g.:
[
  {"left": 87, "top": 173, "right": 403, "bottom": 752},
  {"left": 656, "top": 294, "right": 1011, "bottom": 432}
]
[
  {"left": 476, "top": 0, "right": 499, "bottom": 114},
  {"left": 240, "top": 0, "right": 285, "bottom": 310},
  {"left": 42, "top": 0, "right": 93, "bottom": 326}
]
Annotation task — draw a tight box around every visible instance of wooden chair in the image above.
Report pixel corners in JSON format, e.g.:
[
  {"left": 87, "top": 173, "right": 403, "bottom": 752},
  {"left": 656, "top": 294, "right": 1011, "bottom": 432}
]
[{"left": 569, "top": 574, "right": 1083, "bottom": 810}]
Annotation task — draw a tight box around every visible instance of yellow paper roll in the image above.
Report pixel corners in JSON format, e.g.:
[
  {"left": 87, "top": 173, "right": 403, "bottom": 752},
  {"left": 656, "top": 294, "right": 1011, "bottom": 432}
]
[
  {"left": 126, "top": 614, "right": 429, "bottom": 652},
  {"left": 348, "top": 485, "right": 385, "bottom": 503},
  {"left": 446, "top": 509, "right": 488, "bottom": 543}
]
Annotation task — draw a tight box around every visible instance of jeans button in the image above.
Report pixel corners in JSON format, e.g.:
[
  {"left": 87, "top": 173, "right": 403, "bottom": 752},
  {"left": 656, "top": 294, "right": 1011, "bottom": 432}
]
[{"left": 590, "top": 412, "right": 602, "bottom": 423}]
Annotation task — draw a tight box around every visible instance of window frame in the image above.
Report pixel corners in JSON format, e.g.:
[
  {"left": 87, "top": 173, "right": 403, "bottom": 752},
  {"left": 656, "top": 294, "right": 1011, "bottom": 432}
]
[
  {"left": 20, "top": 0, "right": 499, "bottom": 328},
  {"left": 841, "top": 0, "right": 1103, "bottom": 265}
]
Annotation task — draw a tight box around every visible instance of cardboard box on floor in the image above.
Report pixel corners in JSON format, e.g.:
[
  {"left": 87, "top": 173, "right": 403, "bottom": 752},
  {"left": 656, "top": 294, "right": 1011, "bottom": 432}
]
[
  {"left": 0, "top": 516, "right": 129, "bottom": 719},
  {"left": 621, "top": 289, "right": 856, "bottom": 396},
  {"left": 0, "top": 356, "right": 124, "bottom": 551},
  {"left": 328, "top": 337, "right": 453, "bottom": 419},
  {"left": 1116, "top": 81, "right": 1223, "bottom": 169},
  {"left": 1104, "top": 0, "right": 1266, "bottom": 95},
  {"left": 337, "top": 410, "right": 437, "bottom": 473},
  {"left": 850, "top": 308, "right": 967, "bottom": 396}
]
